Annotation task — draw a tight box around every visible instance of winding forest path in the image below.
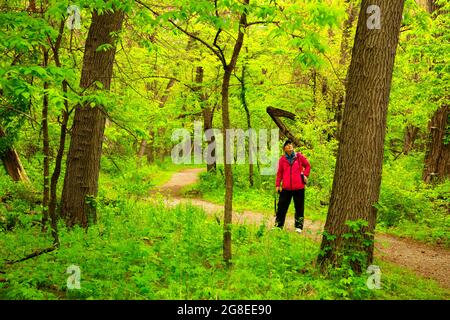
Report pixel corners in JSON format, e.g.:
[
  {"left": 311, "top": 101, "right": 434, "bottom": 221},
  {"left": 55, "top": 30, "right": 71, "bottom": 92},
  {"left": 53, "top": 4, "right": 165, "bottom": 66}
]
[{"left": 153, "top": 168, "right": 450, "bottom": 289}]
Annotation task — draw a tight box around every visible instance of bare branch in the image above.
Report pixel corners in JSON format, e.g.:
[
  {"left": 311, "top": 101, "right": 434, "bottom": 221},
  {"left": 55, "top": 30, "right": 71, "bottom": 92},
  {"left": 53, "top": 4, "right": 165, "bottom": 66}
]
[
  {"left": 245, "top": 20, "right": 280, "bottom": 27},
  {"left": 134, "top": 0, "right": 226, "bottom": 65}
]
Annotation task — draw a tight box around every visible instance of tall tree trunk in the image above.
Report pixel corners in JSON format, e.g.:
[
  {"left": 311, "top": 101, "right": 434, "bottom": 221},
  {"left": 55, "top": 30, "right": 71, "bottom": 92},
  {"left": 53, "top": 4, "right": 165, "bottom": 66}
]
[
  {"left": 422, "top": 0, "right": 449, "bottom": 183},
  {"left": 194, "top": 66, "right": 216, "bottom": 173},
  {"left": 222, "top": 67, "right": 234, "bottom": 265},
  {"left": 45, "top": 18, "right": 69, "bottom": 246},
  {"left": 61, "top": 9, "right": 124, "bottom": 228},
  {"left": 41, "top": 48, "right": 50, "bottom": 230},
  {"left": 222, "top": 0, "right": 249, "bottom": 266},
  {"left": 203, "top": 106, "right": 216, "bottom": 172},
  {"left": 423, "top": 105, "right": 450, "bottom": 183},
  {"left": 339, "top": 0, "right": 358, "bottom": 66},
  {"left": 0, "top": 127, "right": 30, "bottom": 183},
  {"left": 334, "top": 0, "right": 358, "bottom": 141},
  {"left": 317, "top": 0, "right": 406, "bottom": 272},
  {"left": 240, "top": 60, "right": 253, "bottom": 186}
]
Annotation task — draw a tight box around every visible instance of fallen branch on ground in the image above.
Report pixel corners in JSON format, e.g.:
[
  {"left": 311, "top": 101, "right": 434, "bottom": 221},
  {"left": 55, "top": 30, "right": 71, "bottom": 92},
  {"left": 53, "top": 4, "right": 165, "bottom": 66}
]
[{"left": 5, "top": 245, "right": 58, "bottom": 265}]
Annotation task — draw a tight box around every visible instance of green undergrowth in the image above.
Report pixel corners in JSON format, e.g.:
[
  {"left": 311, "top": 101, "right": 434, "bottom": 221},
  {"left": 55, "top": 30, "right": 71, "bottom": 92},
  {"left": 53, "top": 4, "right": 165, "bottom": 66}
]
[
  {"left": 186, "top": 160, "right": 449, "bottom": 247},
  {"left": 1, "top": 196, "right": 448, "bottom": 300}
]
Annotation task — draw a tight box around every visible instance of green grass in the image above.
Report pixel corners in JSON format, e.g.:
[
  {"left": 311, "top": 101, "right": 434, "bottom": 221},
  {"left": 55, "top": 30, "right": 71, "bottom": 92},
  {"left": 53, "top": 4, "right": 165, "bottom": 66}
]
[
  {"left": 1, "top": 159, "right": 448, "bottom": 300},
  {"left": 1, "top": 198, "right": 448, "bottom": 300},
  {"left": 181, "top": 170, "right": 326, "bottom": 223},
  {"left": 186, "top": 163, "right": 449, "bottom": 247},
  {"left": 99, "top": 156, "right": 201, "bottom": 200}
]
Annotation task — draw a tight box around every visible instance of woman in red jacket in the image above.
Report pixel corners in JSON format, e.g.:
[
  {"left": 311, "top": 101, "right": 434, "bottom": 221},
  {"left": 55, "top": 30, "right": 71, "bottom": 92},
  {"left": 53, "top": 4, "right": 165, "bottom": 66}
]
[{"left": 275, "top": 140, "right": 311, "bottom": 233}]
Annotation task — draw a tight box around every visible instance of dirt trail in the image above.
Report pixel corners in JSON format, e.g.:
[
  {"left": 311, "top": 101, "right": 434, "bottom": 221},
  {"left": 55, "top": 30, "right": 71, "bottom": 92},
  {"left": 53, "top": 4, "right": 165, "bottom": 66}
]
[{"left": 153, "top": 168, "right": 450, "bottom": 289}]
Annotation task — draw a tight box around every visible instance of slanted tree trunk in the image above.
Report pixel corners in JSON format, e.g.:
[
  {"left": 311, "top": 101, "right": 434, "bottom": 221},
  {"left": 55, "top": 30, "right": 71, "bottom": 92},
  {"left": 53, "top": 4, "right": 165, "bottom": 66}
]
[
  {"left": 61, "top": 9, "right": 124, "bottom": 228},
  {"left": 0, "top": 127, "right": 30, "bottom": 183},
  {"left": 317, "top": 0, "right": 406, "bottom": 273},
  {"left": 266, "top": 107, "right": 310, "bottom": 148}
]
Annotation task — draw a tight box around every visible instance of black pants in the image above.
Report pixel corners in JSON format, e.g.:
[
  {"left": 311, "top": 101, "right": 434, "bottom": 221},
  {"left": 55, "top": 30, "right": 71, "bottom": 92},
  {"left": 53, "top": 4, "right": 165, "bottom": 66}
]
[{"left": 275, "top": 189, "right": 305, "bottom": 229}]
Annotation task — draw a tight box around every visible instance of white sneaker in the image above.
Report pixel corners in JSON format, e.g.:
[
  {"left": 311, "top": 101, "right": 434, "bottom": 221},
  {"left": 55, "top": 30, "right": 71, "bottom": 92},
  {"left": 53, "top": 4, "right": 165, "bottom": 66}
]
[{"left": 295, "top": 228, "right": 302, "bottom": 234}]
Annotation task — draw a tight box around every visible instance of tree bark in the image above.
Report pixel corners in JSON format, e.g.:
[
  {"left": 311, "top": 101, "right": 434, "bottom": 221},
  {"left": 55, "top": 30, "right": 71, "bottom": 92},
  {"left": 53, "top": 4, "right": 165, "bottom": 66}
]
[
  {"left": 421, "top": 0, "right": 449, "bottom": 183},
  {"left": 422, "top": 105, "right": 450, "bottom": 183},
  {"left": 266, "top": 106, "right": 310, "bottom": 148},
  {"left": 240, "top": 60, "right": 253, "bottom": 186},
  {"left": 222, "top": 0, "right": 249, "bottom": 265},
  {"left": 402, "top": 125, "right": 419, "bottom": 155},
  {"left": 41, "top": 48, "right": 50, "bottom": 230},
  {"left": 46, "top": 18, "right": 69, "bottom": 246},
  {"left": 317, "top": 0, "right": 405, "bottom": 272},
  {"left": 0, "top": 127, "right": 30, "bottom": 183},
  {"left": 194, "top": 66, "right": 217, "bottom": 173},
  {"left": 427, "top": 0, "right": 440, "bottom": 14},
  {"left": 222, "top": 68, "right": 233, "bottom": 265},
  {"left": 334, "top": 0, "right": 358, "bottom": 141},
  {"left": 61, "top": 9, "right": 124, "bottom": 228},
  {"left": 339, "top": 0, "right": 358, "bottom": 66}
]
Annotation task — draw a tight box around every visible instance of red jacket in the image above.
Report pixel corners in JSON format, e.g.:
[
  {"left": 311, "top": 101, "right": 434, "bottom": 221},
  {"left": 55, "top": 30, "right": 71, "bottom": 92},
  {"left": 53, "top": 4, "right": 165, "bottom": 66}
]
[{"left": 276, "top": 152, "right": 311, "bottom": 190}]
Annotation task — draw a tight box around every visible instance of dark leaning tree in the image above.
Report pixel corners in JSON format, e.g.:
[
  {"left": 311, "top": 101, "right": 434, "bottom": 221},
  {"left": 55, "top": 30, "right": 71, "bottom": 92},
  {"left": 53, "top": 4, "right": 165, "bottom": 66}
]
[
  {"left": 61, "top": 7, "right": 125, "bottom": 228},
  {"left": 317, "top": 0, "right": 406, "bottom": 272}
]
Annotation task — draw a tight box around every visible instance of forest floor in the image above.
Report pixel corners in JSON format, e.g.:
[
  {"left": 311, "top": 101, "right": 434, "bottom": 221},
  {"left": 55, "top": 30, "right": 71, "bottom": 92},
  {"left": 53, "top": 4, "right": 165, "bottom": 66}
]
[{"left": 152, "top": 168, "right": 450, "bottom": 289}]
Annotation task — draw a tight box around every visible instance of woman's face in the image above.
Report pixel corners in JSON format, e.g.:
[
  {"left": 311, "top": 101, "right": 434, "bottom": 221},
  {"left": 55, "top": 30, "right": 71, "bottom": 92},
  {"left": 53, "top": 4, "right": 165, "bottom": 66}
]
[{"left": 284, "top": 144, "right": 293, "bottom": 154}]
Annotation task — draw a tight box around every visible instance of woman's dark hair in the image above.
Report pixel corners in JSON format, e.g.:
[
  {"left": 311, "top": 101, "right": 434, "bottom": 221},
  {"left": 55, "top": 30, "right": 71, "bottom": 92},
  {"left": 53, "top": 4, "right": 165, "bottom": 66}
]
[{"left": 283, "top": 140, "right": 293, "bottom": 148}]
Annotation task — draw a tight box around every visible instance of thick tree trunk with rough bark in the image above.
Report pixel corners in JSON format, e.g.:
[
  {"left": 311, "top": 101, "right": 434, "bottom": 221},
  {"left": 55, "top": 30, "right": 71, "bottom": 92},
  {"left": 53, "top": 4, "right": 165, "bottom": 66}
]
[
  {"left": 61, "top": 9, "right": 124, "bottom": 228},
  {"left": 421, "top": 0, "right": 449, "bottom": 183},
  {"left": 0, "top": 127, "right": 29, "bottom": 183},
  {"left": 317, "top": 0, "right": 405, "bottom": 272},
  {"left": 423, "top": 105, "right": 450, "bottom": 183}
]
